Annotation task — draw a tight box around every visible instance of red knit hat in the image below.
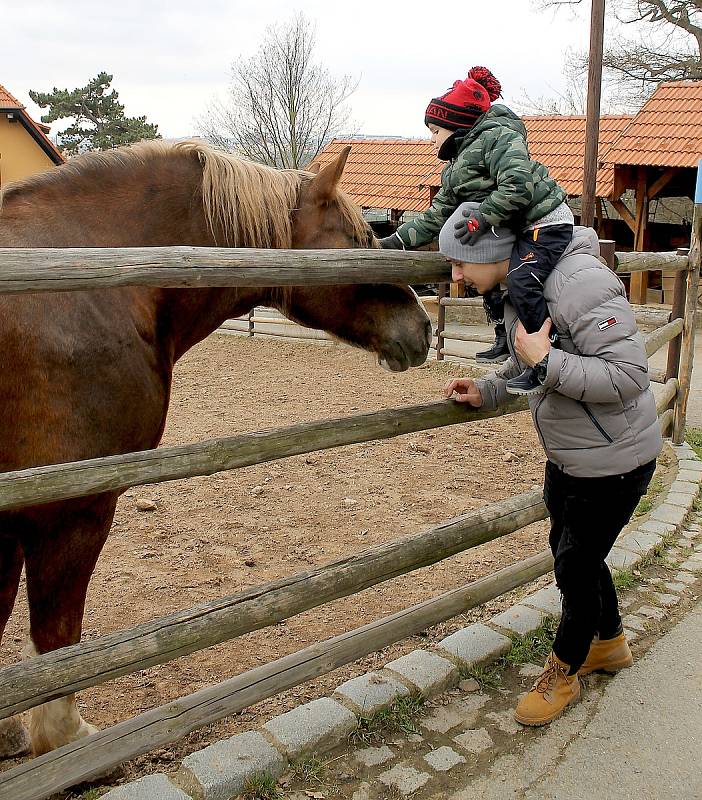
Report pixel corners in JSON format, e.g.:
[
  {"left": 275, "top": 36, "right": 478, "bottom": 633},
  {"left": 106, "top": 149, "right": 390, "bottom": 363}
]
[{"left": 425, "top": 67, "right": 502, "bottom": 131}]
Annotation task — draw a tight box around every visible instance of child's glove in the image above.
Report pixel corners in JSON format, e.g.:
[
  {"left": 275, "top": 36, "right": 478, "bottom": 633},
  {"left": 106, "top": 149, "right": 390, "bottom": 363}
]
[
  {"left": 454, "top": 209, "right": 489, "bottom": 246},
  {"left": 378, "top": 232, "right": 406, "bottom": 250}
]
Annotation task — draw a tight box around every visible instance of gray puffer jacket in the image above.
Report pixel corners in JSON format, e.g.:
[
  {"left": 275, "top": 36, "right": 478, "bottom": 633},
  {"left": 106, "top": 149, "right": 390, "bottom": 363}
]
[{"left": 477, "top": 227, "right": 662, "bottom": 477}]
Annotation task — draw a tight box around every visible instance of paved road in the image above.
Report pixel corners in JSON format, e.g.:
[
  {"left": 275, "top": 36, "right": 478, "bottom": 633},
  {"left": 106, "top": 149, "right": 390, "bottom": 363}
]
[{"left": 449, "top": 598, "right": 702, "bottom": 800}]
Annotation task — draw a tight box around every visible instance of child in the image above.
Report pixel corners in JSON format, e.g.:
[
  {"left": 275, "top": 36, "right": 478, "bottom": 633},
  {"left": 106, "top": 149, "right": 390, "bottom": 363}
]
[{"left": 380, "top": 67, "right": 574, "bottom": 395}]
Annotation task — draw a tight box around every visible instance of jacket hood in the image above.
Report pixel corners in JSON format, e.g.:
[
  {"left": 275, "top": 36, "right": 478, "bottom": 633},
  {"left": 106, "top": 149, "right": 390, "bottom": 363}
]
[{"left": 561, "top": 226, "right": 601, "bottom": 259}]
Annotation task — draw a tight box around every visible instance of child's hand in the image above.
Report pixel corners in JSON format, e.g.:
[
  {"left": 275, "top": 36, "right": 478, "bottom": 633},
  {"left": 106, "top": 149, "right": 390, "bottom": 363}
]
[
  {"left": 444, "top": 378, "right": 483, "bottom": 407},
  {"left": 378, "top": 233, "right": 405, "bottom": 250},
  {"left": 454, "top": 209, "right": 489, "bottom": 246}
]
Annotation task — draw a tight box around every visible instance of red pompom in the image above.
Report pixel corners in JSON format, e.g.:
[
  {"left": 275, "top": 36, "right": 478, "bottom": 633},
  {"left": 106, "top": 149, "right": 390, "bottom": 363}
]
[{"left": 467, "top": 66, "right": 502, "bottom": 101}]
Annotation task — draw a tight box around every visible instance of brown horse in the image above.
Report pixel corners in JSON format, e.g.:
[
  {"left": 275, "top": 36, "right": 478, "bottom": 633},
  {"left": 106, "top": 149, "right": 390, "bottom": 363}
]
[{"left": 0, "top": 140, "right": 431, "bottom": 758}]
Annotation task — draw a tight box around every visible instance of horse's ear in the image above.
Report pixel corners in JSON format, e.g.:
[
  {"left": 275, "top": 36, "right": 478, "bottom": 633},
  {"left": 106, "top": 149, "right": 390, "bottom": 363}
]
[
  {"left": 307, "top": 161, "right": 321, "bottom": 174},
  {"left": 309, "top": 146, "right": 351, "bottom": 203}
]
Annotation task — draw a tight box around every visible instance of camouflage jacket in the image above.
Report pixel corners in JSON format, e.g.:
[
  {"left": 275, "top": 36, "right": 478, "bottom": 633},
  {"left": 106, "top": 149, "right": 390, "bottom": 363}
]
[{"left": 395, "top": 105, "right": 567, "bottom": 249}]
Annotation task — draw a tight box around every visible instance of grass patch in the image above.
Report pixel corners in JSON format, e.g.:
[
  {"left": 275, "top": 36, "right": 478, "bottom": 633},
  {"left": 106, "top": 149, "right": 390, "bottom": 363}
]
[
  {"left": 503, "top": 616, "right": 558, "bottom": 667},
  {"left": 349, "top": 694, "right": 425, "bottom": 745},
  {"left": 461, "top": 662, "right": 503, "bottom": 690},
  {"left": 686, "top": 427, "right": 702, "bottom": 460},
  {"left": 241, "top": 771, "right": 283, "bottom": 800},
  {"left": 461, "top": 616, "right": 558, "bottom": 690},
  {"left": 290, "top": 754, "right": 327, "bottom": 786},
  {"left": 613, "top": 568, "right": 638, "bottom": 591},
  {"left": 634, "top": 475, "right": 664, "bottom": 517}
]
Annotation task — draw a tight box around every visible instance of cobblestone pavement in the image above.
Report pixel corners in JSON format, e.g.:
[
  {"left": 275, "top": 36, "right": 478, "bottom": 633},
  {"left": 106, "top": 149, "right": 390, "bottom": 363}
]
[
  {"left": 97, "top": 444, "right": 701, "bottom": 800},
  {"left": 278, "top": 517, "right": 702, "bottom": 800}
]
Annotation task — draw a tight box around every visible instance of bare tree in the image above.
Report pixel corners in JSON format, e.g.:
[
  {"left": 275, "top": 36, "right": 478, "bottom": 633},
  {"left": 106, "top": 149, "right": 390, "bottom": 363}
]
[
  {"left": 198, "top": 14, "right": 357, "bottom": 168},
  {"left": 535, "top": 1, "right": 702, "bottom": 107},
  {"left": 514, "top": 60, "right": 589, "bottom": 114}
]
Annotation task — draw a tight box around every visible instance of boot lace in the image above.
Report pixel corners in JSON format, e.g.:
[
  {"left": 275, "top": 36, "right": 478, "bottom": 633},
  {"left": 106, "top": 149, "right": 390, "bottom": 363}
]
[{"left": 533, "top": 656, "right": 569, "bottom": 695}]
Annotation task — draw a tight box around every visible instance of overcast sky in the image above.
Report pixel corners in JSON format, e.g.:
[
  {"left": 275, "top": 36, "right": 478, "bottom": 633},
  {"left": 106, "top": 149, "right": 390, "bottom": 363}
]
[{"left": 6, "top": 0, "right": 600, "bottom": 141}]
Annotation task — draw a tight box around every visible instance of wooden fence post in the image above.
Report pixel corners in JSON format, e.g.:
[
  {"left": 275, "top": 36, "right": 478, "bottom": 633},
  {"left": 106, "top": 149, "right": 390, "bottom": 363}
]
[
  {"left": 664, "top": 251, "right": 689, "bottom": 397},
  {"left": 672, "top": 162, "right": 702, "bottom": 443},
  {"left": 436, "top": 282, "right": 448, "bottom": 361},
  {"left": 598, "top": 239, "right": 616, "bottom": 271},
  {"left": 247, "top": 307, "right": 255, "bottom": 337}
]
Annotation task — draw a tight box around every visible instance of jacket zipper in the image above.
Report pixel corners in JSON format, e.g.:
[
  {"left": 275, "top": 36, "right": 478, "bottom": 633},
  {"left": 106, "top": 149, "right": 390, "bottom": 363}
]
[
  {"left": 534, "top": 394, "right": 547, "bottom": 448},
  {"left": 579, "top": 401, "right": 614, "bottom": 443}
]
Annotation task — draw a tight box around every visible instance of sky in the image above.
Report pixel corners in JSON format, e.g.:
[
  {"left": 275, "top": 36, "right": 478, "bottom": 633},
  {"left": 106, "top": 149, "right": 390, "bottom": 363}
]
[{"left": 4, "top": 0, "right": 599, "bottom": 141}]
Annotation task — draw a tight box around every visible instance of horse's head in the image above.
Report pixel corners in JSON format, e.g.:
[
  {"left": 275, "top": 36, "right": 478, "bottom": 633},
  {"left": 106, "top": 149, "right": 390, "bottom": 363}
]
[{"left": 278, "top": 147, "right": 431, "bottom": 372}]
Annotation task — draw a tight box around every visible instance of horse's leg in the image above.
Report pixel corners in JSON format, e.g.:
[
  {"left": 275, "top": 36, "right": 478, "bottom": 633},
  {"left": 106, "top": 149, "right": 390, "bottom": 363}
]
[
  {"left": 22, "top": 498, "right": 115, "bottom": 756},
  {"left": 0, "top": 536, "right": 32, "bottom": 758}
]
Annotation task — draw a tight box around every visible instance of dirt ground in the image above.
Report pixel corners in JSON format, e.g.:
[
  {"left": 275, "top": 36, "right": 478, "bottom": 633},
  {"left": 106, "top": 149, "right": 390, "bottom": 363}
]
[{"left": 0, "top": 333, "right": 550, "bottom": 787}]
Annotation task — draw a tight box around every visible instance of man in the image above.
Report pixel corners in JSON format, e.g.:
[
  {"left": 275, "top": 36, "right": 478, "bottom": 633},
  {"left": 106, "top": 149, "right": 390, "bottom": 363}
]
[{"left": 440, "top": 202, "right": 662, "bottom": 726}]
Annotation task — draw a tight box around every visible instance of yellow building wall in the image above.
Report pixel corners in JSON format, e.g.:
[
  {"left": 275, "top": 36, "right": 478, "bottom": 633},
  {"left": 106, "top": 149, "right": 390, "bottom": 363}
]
[{"left": 0, "top": 114, "right": 57, "bottom": 186}]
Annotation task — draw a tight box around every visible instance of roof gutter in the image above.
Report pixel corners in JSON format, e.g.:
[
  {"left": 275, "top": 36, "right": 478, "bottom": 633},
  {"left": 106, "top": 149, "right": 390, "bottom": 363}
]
[{"left": 0, "top": 107, "right": 64, "bottom": 165}]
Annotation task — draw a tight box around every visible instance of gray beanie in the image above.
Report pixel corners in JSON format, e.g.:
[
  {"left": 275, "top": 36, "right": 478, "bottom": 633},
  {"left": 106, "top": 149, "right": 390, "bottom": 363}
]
[{"left": 438, "top": 202, "right": 515, "bottom": 263}]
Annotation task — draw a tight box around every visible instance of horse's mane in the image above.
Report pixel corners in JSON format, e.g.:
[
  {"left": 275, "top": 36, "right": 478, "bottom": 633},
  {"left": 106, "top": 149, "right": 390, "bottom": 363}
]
[{"left": 0, "top": 139, "right": 369, "bottom": 249}]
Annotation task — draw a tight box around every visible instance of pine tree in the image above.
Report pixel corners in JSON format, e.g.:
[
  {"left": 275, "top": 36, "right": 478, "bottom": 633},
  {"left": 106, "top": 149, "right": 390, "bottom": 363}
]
[{"left": 30, "top": 72, "right": 160, "bottom": 156}]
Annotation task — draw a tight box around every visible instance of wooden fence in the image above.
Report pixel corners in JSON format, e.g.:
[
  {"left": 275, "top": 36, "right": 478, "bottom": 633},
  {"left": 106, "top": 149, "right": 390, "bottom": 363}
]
[{"left": 0, "top": 241, "right": 697, "bottom": 800}]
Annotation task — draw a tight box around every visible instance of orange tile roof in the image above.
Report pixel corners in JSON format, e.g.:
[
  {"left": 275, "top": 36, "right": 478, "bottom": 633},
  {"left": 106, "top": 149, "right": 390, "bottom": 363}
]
[
  {"left": 315, "top": 138, "right": 443, "bottom": 212},
  {"left": 601, "top": 81, "right": 702, "bottom": 168},
  {"left": 0, "top": 83, "right": 64, "bottom": 164},
  {"left": 316, "top": 115, "right": 632, "bottom": 211},
  {"left": 523, "top": 115, "right": 632, "bottom": 198}
]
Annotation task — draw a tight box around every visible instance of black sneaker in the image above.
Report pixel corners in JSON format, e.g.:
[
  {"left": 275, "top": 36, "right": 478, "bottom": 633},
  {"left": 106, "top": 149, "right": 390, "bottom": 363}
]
[
  {"left": 506, "top": 367, "right": 546, "bottom": 396},
  {"left": 476, "top": 334, "right": 509, "bottom": 364}
]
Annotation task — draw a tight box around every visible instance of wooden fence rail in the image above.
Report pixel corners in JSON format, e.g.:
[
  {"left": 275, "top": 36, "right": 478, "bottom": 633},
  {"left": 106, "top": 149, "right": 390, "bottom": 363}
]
[
  {"left": 0, "top": 321, "right": 676, "bottom": 516},
  {"left": 0, "top": 247, "right": 453, "bottom": 293},
  {"left": 0, "top": 398, "right": 528, "bottom": 514},
  {"left": 0, "top": 489, "right": 547, "bottom": 719},
  {"left": 0, "top": 247, "right": 688, "bottom": 294},
  {"left": 0, "top": 550, "right": 553, "bottom": 800}
]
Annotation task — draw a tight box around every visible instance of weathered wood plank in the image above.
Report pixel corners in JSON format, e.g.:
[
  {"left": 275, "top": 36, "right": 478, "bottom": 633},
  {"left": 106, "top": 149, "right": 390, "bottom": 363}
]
[
  {"left": 656, "top": 378, "right": 679, "bottom": 416},
  {"left": 438, "top": 329, "right": 495, "bottom": 344},
  {"left": 0, "top": 247, "right": 452, "bottom": 292},
  {"left": 0, "top": 398, "right": 528, "bottom": 513},
  {"left": 643, "top": 318, "right": 684, "bottom": 357},
  {"left": 0, "top": 246, "right": 686, "bottom": 294},
  {"left": 0, "top": 550, "right": 553, "bottom": 800},
  {"left": 0, "top": 489, "right": 546, "bottom": 719},
  {"left": 615, "top": 251, "right": 688, "bottom": 274},
  {"left": 659, "top": 408, "right": 674, "bottom": 436}
]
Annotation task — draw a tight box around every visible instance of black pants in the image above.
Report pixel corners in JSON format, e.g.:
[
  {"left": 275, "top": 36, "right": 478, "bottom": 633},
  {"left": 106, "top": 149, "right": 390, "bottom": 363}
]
[
  {"left": 483, "top": 224, "right": 574, "bottom": 334},
  {"left": 543, "top": 458, "right": 656, "bottom": 674}
]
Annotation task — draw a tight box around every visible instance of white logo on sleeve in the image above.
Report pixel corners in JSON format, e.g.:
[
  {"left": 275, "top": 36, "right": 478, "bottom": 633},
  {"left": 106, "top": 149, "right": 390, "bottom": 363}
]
[{"left": 598, "top": 317, "right": 619, "bottom": 331}]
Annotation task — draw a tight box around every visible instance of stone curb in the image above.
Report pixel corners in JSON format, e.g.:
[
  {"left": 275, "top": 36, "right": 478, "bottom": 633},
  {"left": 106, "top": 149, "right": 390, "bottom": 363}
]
[{"left": 103, "top": 442, "right": 701, "bottom": 799}]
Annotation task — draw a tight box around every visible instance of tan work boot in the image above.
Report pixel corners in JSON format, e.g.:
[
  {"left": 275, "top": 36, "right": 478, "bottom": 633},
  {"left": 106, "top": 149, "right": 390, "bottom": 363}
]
[
  {"left": 579, "top": 632, "right": 633, "bottom": 676},
  {"left": 514, "top": 652, "right": 581, "bottom": 726}
]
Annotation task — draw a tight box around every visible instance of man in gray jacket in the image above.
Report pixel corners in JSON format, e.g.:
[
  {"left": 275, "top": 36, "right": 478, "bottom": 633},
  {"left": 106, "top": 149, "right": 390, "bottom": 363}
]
[{"left": 441, "top": 204, "right": 662, "bottom": 726}]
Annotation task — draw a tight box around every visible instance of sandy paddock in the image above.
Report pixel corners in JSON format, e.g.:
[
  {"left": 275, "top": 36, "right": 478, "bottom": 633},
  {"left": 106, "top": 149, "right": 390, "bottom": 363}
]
[{"left": 0, "top": 333, "right": 550, "bottom": 782}]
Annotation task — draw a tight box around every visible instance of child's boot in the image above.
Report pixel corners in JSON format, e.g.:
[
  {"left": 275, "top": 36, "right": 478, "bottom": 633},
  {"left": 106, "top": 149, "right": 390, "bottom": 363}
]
[
  {"left": 514, "top": 652, "right": 580, "bottom": 726},
  {"left": 506, "top": 366, "right": 546, "bottom": 396},
  {"left": 476, "top": 324, "right": 509, "bottom": 363},
  {"left": 578, "top": 632, "right": 633, "bottom": 675}
]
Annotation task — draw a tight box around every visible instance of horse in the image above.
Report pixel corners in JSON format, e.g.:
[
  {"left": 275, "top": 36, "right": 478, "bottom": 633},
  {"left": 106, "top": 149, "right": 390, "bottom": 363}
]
[{"left": 0, "top": 140, "right": 431, "bottom": 758}]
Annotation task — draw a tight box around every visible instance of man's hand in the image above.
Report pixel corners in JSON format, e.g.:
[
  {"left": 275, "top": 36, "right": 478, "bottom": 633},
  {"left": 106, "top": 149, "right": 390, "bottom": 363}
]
[
  {"left": 444, "top": 378, "right": 483, "bottom": 407},
  {"left": 378, "top": 232, "right": 405, "bottom": 250},
  {"left": 454, "top": 209, "right": 490, "bottom": 246},
  {"left": 515, "top": 319, "right": 552, "bottom": 367}
]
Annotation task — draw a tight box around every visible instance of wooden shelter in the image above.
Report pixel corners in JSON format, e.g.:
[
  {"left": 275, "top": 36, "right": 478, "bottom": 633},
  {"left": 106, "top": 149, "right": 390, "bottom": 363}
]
[{"left": 600, "top": 82, "right": 702, "bottom": 304}]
